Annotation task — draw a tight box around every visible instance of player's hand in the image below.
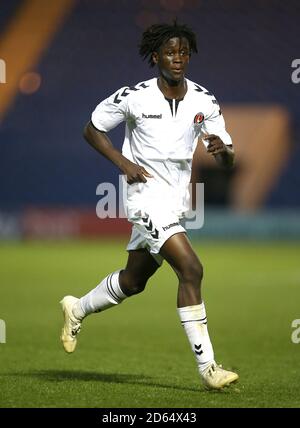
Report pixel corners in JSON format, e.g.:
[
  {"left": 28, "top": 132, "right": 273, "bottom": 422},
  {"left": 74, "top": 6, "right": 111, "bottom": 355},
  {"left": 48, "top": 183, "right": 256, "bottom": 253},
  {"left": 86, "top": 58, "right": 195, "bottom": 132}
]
[
  {"left": 203, "top": 134, "right": 228, "bottom": 155},
  {"left": 122, "top": 160, "right": 153, "bottom": 184}
]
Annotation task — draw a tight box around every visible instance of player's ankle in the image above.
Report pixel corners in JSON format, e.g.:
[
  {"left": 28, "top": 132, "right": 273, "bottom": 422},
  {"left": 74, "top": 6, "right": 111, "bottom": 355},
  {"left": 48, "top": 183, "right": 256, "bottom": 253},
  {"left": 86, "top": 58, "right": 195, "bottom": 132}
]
[
  {"left": 199, "top": 360, "right": 216, "bottom": 375},
  {"left": 72, "top": 300, "right": 85, "bottom": 321}
]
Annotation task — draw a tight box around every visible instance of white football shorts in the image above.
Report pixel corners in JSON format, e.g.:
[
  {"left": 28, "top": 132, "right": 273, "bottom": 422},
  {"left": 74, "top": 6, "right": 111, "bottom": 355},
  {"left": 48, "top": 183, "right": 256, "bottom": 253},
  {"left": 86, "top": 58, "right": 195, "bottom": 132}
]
[{"left": 126, "top": 208, "right": 186, "bottom": 266}]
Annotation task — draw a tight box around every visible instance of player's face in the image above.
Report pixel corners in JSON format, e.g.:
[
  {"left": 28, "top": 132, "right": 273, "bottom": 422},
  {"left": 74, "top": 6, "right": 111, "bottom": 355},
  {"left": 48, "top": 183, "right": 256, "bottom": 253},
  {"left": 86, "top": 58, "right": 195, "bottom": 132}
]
[{"left": 153, "top": 37, "right": 190, "bottom": 83}]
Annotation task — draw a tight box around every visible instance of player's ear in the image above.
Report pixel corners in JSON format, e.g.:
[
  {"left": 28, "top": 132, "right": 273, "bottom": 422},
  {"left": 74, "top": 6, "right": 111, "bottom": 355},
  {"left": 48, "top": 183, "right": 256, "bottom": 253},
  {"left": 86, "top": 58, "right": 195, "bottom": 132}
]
[{"left": 152, "top": 51, "right": 159, "bottom": 65}]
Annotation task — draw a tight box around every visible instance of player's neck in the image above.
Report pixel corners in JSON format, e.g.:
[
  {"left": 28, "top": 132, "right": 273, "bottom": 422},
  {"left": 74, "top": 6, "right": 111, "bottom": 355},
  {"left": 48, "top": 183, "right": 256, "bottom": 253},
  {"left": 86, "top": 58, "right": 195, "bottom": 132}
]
[{"left": 157, "top": 76, "right": 187, "bottom": 100}]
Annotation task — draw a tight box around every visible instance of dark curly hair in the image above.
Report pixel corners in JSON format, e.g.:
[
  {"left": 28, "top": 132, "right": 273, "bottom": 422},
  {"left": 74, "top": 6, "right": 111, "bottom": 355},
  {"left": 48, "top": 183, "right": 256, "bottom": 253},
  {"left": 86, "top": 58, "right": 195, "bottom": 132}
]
[{"left": 139, "top": 21, "right": 198, "bottom": 67}]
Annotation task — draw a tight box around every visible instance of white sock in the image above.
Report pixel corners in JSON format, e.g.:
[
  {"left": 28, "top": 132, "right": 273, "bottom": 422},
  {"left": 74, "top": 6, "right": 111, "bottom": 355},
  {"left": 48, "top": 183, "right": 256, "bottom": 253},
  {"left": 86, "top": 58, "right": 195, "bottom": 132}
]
[
  {"left": 177, "top": 303, "right": 215, "bottom": 374},
  {"left": 73, "top": 270, "right": 127, "bottom": 319}
]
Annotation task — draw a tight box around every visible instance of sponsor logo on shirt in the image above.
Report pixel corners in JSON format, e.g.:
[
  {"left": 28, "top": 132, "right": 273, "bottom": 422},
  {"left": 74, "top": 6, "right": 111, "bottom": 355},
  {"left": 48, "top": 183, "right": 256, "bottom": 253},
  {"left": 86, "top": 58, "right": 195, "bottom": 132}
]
[
  {"left": 142, "top": 113, "right": 162, "bottom": 119},
  {"left": 162, "top": 222, "right": 180, "bottom": 231},
  {"left": 193, "top": 112, "right": 204, "bottom": 124}
]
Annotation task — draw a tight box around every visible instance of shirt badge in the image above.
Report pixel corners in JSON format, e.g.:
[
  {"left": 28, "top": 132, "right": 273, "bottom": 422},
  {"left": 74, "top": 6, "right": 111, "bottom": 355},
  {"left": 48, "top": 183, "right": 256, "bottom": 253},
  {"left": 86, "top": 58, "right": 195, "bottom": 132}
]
[{"left": 193, "top": 112, "right": 204, "bottom": 124}]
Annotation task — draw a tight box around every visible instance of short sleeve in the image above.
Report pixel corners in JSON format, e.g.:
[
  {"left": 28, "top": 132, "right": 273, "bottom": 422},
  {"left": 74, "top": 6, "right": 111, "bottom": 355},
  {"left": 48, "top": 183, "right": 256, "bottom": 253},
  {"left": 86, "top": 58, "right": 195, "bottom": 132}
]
[
  {"left": 201, "top": 100, "right": 232, "bottom": 147},
  {"left": 91, "top": 87, "right": 129, "bottom": 132}
]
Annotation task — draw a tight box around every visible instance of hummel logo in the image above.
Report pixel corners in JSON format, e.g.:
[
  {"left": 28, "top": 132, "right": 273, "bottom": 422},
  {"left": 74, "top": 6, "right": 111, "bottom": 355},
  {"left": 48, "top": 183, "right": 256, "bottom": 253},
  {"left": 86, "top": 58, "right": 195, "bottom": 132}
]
[
  {"left": 113, "top": 82, "right": 149, "bottom": 104},
  {"left": 71, "top": 326, "right": 80, "bottom": 337},
  {"left": 162, "top": 222, "right": 179, "bottom": 231},
  {"left": 142, "top": 113, "right": 162, "bottom": 119},
  {"left": 142, "top": 214, "right": 159, "bottom": 239},
  {"left": 194, "top": 344, "right": 203, "bottom": 356}
]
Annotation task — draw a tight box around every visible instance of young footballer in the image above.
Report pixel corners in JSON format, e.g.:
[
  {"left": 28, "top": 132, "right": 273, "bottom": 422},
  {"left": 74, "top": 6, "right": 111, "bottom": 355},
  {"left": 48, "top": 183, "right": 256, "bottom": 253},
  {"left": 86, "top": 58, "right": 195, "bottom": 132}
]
[{"left": 60, "top": 21, "right": 238, "bottom": 390}]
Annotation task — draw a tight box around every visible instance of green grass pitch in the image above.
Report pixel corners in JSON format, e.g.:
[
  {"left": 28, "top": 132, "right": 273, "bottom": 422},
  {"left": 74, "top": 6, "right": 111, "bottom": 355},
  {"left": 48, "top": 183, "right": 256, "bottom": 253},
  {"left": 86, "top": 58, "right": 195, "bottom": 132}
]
[{"left": 0, "top": 239, "right": 300, "bottom": 408}]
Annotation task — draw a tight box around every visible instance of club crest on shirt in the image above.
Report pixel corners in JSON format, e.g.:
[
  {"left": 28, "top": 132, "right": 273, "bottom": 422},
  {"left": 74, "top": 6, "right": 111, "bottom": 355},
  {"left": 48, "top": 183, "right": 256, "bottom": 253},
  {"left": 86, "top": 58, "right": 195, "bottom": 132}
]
[{"left": 193, "top": 112, "right": 204, "bottom": 124}]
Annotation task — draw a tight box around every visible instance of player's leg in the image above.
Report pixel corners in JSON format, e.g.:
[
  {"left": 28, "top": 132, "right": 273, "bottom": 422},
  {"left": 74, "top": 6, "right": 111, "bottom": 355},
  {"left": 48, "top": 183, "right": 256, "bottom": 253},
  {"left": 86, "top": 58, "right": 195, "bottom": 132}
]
[
  {"left": 119, "top": 249, "right": 160, "bottom": 296},
  {"left": 60, "top": 249, "right": 160, "bottom": 353},
  {"left": 160, "top": 232, "right": 203, "bottom": 308},
  {"left": 159, "top": 232, "right": 214, "bottom": 372},
  {"left": 160, "top": 232, "right": 238, "bottom": 389},
  {"left": 73, "top": 248, "right": 160, "bottom": 316}
]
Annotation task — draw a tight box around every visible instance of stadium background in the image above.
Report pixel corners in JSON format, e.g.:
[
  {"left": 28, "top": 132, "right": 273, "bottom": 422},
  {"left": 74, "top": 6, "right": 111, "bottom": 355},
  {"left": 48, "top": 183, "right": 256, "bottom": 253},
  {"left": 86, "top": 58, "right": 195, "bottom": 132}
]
[{"left": 0, "top": 0, "right": 300, "bottom": 408}]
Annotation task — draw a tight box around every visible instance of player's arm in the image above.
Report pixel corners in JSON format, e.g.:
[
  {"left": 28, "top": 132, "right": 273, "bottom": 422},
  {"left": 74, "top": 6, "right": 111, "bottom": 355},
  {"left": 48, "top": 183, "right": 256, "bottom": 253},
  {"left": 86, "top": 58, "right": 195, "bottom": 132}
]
[
  {"left": 83, "top": 121, "right": 152, "bottom": 184},
  {"left": 203, "top": 134, "right": 235, "bottom": 169},
  {"left": 201, "top": 95, "right": 235, "bottom": 169}
]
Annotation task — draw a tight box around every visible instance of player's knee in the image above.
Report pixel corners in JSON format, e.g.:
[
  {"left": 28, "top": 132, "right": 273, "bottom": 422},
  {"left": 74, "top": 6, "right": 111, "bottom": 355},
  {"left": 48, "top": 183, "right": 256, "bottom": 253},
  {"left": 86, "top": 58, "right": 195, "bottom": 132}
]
[
  {"left": 179, "top": 259, "right": 203, "bottom": 286},
  {"left": 120, "top": 272, "right": 147, "bottom": 296},
  {"left": 128, "top": 279, "right": 147, "bottom": 295}
]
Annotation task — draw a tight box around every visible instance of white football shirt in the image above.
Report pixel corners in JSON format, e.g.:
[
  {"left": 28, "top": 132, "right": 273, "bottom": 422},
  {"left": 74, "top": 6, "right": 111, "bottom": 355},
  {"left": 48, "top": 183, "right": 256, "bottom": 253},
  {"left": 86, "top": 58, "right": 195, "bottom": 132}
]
[{"left": 91, "top": 77, "right": 232, "bottom": 217}]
